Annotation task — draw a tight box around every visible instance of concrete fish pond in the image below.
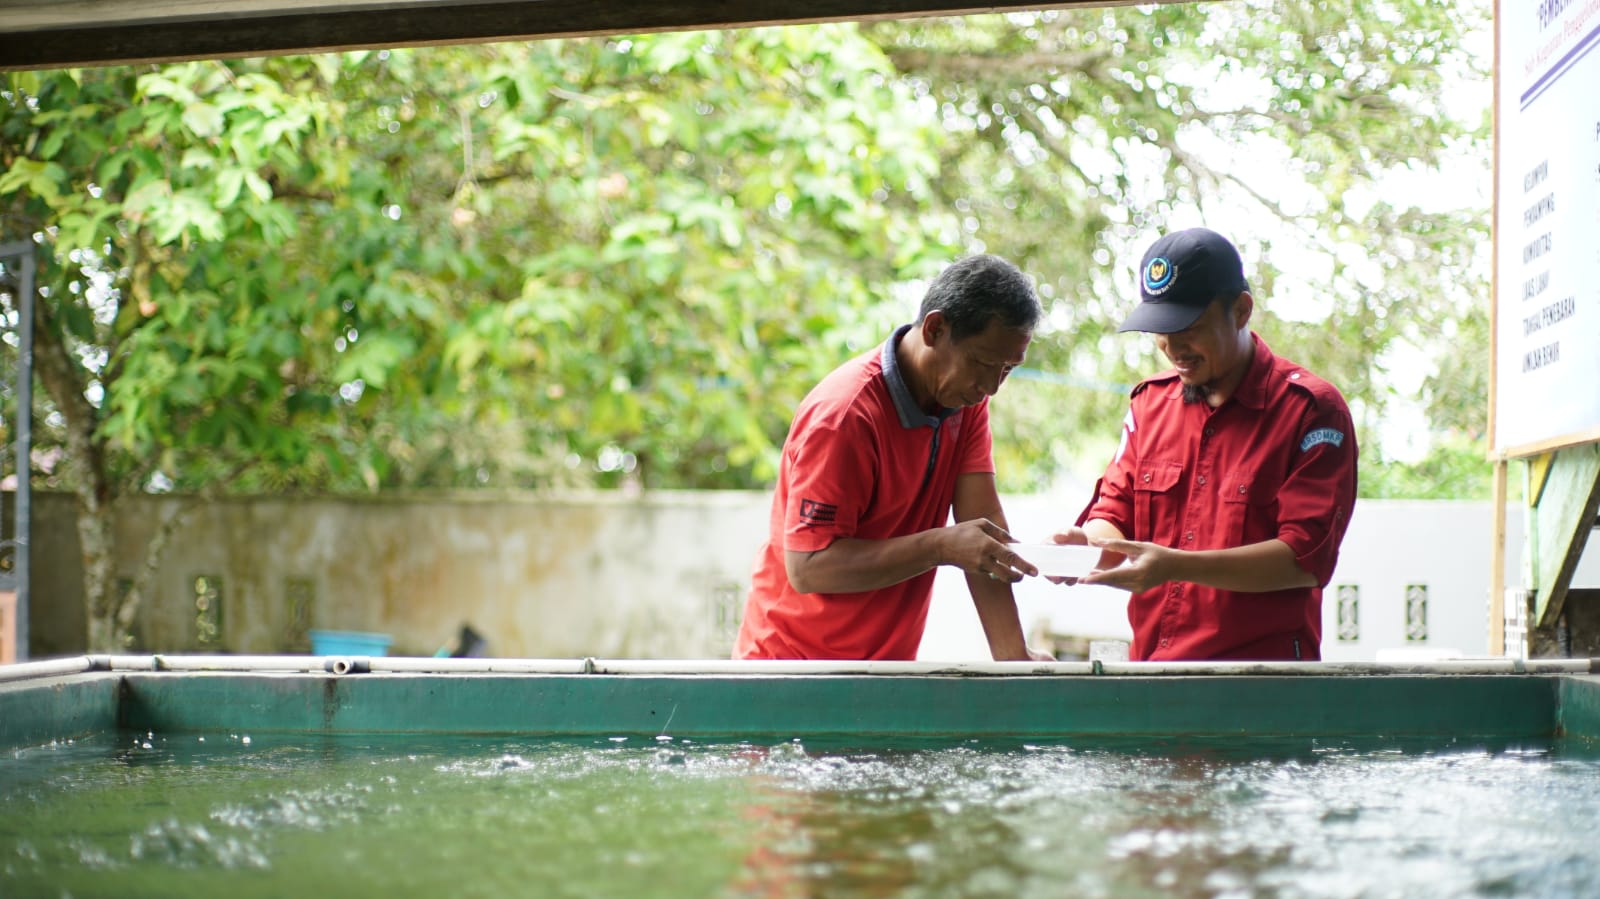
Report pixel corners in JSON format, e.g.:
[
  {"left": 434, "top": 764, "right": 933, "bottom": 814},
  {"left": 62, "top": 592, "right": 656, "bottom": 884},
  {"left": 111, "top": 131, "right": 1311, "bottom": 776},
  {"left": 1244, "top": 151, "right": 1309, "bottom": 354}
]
[{"left": 4, "top": 656, "right": 1600, "bottom": 897}]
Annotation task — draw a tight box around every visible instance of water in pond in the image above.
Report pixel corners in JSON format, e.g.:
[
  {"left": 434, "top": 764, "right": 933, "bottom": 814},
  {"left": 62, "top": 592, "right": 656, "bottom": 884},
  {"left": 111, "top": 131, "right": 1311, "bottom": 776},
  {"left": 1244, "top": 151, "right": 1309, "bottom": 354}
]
[{"left": 3, "top": 732, "right": 1599, "bottom": 898}]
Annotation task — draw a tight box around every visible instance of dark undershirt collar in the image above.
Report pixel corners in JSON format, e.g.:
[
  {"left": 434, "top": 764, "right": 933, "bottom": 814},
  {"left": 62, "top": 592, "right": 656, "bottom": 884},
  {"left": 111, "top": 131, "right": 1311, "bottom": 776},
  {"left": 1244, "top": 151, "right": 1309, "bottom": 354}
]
[{"left": 882, "top": 323, "right": 955, "bottom": 430}]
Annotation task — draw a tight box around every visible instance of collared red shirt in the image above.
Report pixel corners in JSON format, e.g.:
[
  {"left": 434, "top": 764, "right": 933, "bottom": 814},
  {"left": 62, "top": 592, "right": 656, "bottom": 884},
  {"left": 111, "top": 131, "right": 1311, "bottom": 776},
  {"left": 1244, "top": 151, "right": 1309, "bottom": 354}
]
[
  {"left": 1078, "top": 333, "right": 1358, "bottom": 661},
  {"left": 734, "top": 325, "right": 994, "bottom": 660}
]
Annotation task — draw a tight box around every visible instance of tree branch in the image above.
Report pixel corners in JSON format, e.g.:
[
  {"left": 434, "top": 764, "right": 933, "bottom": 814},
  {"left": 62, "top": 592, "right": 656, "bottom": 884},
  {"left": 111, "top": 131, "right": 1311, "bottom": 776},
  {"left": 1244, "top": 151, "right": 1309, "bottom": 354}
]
[
  {"left": 114, "top": 458, "right": 257, "bottom": 638},
  {"left": 885, "top": 48, "right": 1105, "bottom": 77},
  {"left": 1013, "top": 103, "right": 1094, "bottom": 184},
  {"left": 28, "top": 279, "right": 109, "bottom": 506}
]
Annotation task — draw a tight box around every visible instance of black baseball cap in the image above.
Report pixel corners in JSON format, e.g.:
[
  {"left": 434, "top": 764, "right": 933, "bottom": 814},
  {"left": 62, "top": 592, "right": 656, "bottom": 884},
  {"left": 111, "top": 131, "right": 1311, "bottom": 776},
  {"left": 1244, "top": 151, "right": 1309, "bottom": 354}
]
[{"left": 1117, "top": 228, "right": 1252, "bottom": 333}]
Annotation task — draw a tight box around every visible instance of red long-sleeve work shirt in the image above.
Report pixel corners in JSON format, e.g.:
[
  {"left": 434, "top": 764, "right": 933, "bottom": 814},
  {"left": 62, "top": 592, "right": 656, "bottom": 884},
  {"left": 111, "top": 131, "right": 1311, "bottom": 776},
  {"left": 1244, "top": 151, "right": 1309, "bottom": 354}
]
[{"left": 1078, "top": 334, "right": 1358, "bottom": 661}]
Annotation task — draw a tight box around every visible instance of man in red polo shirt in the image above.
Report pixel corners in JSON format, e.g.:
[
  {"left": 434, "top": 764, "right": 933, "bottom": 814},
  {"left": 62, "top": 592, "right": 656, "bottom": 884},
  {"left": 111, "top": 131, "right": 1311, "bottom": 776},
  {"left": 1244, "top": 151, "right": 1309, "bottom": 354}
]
[
  {"left": 734, "top": 255, "right": 1053, "bottom": 661},
  {"left": 1054, "top": 228, "right": 1358, "bottom": 661}
]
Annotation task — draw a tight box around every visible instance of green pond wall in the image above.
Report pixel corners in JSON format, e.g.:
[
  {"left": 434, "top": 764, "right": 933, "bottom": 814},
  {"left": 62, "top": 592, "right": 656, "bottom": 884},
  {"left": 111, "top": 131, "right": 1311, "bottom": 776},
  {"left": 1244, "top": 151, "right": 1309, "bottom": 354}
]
[{"left": 4, "top": 668, "right": 1599, "bottom": 749}]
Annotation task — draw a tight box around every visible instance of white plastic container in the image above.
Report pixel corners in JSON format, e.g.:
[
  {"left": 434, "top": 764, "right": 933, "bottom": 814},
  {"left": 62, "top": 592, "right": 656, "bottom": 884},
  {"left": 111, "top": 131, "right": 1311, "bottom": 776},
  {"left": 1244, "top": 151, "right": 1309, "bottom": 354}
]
[{"left": 1010, "top": 543, "right": 1104, "bottom": 578}]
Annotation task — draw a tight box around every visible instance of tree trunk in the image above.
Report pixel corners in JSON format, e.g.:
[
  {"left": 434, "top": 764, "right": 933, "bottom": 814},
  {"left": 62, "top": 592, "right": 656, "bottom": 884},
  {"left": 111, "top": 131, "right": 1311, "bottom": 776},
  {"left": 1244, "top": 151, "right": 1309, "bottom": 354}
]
[
  {"left": 78, "top": 493, "right": 120, "bottom": 651},
  {"left": 29, "top": 274, "right": 126, "bottom": 650}
]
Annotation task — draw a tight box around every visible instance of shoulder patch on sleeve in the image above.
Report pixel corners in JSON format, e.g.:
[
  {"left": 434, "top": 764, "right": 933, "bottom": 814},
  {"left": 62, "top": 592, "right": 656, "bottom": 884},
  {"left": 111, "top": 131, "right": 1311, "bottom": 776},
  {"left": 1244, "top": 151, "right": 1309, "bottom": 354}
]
[
  {"left": 799, "top": 498, "right": 839, "bottom": 525},
  {"left": 1114, "top": 407, "right": 1135, "bottom": 463},
  {"left": 1300, "top": 427, "right": 1345, "bottom": 452}
]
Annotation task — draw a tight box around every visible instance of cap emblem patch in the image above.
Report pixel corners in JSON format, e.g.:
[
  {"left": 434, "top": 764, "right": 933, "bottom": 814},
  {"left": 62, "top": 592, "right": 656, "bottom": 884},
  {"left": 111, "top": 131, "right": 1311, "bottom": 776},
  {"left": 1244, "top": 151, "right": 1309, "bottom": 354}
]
[{"left": 1144, "top": 257, "right": 1175, "bottom": 296}]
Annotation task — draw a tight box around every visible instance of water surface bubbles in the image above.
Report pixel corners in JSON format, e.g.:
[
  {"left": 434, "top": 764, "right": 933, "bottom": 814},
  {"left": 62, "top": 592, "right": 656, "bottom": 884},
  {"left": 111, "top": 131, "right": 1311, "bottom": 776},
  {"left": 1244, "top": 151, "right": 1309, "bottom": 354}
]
[{"left": 4, "top": 733, "right": 1600, "bottom": 897}]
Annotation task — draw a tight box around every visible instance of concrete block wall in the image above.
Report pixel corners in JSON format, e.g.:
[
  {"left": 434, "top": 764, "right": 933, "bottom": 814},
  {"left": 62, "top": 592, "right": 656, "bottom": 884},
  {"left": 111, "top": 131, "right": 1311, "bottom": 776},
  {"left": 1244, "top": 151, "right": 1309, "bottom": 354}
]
[
  {"left": 17, "top": 490, "right": 1596, "bottom": 661},
  {"left": 21, "top": 490, "right": 768, "bottom": 659}
]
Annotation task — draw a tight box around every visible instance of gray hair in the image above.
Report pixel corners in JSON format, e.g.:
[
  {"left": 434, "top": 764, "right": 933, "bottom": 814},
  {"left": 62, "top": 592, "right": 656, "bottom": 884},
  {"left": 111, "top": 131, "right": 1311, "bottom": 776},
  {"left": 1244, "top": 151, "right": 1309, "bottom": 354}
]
[{"left": 918, "top": 254, "right": 1042, "bottom": 340}]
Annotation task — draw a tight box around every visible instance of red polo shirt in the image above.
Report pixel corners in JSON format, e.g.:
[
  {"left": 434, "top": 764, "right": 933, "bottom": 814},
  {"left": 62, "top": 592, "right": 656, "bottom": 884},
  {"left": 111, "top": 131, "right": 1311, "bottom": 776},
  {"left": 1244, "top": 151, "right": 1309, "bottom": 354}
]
[
  {"left": 1078, "top": 333, "right": 1357, "bottom": 661},
  {"left": 734, "top": 327, "right": 994, "bottom": 660}
]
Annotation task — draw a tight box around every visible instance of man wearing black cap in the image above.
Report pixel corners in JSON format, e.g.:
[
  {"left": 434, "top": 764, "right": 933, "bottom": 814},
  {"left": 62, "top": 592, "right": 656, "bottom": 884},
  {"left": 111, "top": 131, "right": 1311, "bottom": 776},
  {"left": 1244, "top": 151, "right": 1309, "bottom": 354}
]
[{"left": 1051, "top": 227, "right": 1358, "bottom": 661}]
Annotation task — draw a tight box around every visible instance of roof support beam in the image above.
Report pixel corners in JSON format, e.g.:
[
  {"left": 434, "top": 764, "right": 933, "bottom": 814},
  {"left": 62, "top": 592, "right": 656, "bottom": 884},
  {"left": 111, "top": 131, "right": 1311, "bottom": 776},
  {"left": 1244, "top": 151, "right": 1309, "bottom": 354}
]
[{"left": 0, "top": 0, "right": 1119, "bottom": 72}]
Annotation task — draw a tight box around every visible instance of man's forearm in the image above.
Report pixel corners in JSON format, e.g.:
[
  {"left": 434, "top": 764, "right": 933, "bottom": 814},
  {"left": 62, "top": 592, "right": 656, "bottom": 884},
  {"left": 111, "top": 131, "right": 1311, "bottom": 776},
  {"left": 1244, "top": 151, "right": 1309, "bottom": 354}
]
[
  {"left": 967, "top": 576, "right": 1031, "bottom": 660},
  {"left": 785, "top": 533, "right": 945, "bottom": 595},
  {"left": 1082, "top": 519, "right": 1126, "bottom": 542},
  {"left": 1170, "top": 539, "right": 1316, "bottom": 592}
]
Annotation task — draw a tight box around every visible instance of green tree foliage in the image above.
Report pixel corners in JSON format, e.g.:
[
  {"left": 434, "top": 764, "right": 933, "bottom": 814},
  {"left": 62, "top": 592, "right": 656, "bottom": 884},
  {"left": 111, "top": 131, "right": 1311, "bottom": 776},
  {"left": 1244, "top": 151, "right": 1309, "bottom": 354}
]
[
  {"left": 864, "top": 0, "right": 1492, "bottom": 492},
  {"left": 2, "top": 0, "right": 1494, "bottom": 648},
  {"left": 2, "top": 29, "right": 960, "bottom": 646}
]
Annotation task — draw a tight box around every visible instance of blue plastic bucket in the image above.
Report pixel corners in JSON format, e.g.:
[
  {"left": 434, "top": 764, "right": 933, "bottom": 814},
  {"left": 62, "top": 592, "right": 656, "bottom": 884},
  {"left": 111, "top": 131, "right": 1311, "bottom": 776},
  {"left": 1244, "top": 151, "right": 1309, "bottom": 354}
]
[{"left": 308, "top": 629, "right": 393, "bottom": 656}]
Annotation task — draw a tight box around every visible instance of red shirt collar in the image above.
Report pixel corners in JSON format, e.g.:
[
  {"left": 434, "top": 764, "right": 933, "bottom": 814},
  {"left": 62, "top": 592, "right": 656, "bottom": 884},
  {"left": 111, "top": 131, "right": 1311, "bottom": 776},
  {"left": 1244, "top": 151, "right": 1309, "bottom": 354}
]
[
  {"left": 1230, "top": 332, "right": 1275, "bottom": 411},
  {"left": 1161, "top": 331, "right": 1274, "bottom": 410}
]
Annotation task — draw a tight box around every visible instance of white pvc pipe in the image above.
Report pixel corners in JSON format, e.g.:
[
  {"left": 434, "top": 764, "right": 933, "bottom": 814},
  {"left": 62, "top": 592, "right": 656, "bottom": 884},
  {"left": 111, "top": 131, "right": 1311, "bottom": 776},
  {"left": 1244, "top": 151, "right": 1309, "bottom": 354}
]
[
  {"left": 445, "top": 655, "right": 1553, "bottom": 677},
  {"left": 586, "top": 658, "right": 1094, "bottom": 676},
  {"left": 1086, "top": 659, "right": 1596, "bottom": 677},
  {"left": 0, "top": 655, "right": 95, "bottom": 684},
  {"left": 106, "top": 654, "right": 324, "bottom": 672},
  {"left": 3, "top": 654, "right": 1594, "bottom": 685},
  {"left": 374, "top": 656, "right": 589, "bottom": 674}
]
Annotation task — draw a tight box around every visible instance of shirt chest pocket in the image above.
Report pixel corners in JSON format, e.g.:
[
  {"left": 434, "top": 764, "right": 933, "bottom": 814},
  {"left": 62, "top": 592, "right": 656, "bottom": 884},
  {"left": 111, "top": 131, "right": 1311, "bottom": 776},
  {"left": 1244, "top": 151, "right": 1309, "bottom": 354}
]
[
  {"left": 1220, "top": 468, "right": 1276, "bottom": 546},
  {"left": 1132, "top": 461, "right": 1184, "bottom": 544}
]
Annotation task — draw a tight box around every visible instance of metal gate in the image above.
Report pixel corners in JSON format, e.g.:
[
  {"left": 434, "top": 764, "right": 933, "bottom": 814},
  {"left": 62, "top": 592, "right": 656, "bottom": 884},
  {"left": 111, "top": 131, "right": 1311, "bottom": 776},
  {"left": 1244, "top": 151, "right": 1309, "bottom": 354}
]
[{"left": 0, "top": 240, "right": 35, "bottom": 662}]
